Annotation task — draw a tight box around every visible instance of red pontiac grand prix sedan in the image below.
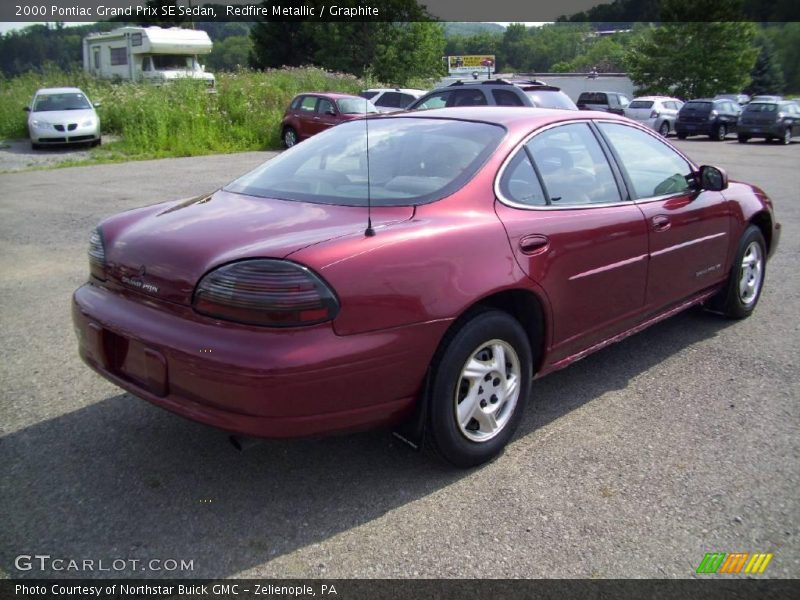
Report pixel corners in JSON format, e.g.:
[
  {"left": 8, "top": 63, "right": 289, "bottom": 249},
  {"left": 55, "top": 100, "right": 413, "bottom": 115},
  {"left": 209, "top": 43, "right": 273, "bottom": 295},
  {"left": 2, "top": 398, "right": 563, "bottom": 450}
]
[{"left": 73, "top": 108, "right": 780, "bottom": 467}]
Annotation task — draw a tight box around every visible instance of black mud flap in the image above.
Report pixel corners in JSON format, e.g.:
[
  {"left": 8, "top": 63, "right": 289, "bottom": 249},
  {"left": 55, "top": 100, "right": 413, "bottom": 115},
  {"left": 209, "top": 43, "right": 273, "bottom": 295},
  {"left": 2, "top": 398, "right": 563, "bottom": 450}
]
[{"left": 391, "top": 368, "right": 432, "bottom": 451}]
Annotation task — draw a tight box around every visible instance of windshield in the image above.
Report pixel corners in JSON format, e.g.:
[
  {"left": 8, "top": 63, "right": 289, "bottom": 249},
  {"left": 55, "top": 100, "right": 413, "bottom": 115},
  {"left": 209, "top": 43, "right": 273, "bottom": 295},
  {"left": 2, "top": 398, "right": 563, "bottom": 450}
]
[
  {"left": 628, "top": 100, "right": 654, "bottom": 109},
  {"left": 152, "top": 55, "right": 194, "bottom": 70},
  {"left": 744, "top": 103, "right": 778, "bottom": 113},
  {"left": 337, "top": 98, "right": 378, "bottom": 114},
  {"left": 525, "top": 91, "right": 578, "bottom": 110},
  {"left": 33, "top": 92, "right": 92, "bottom": 112},
  {"left": 224, "top": 118, "right": 505, "bottom": 207}
]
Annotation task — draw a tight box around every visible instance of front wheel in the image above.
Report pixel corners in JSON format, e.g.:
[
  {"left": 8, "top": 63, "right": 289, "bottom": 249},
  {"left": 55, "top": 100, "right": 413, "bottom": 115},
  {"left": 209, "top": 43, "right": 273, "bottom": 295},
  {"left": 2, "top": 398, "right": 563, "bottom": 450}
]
[
  {"left": 708, "top": 225, "right": 767, "bottom": 319},
  {"left": 426, "top": 310, "right": 532, "bottom": 468},
  {"left": 713, "top": 124, "right": 727, "bottom": 141},
  {"left": 282, "top": 127, "right": 298, "bottom": 148}
]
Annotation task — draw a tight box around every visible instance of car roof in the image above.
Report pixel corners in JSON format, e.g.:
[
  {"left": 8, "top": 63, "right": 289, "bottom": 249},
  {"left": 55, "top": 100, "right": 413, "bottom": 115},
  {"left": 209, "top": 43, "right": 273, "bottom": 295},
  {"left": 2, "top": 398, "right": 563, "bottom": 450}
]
[
  {"left": 35, "top": 87, "right": 85, "bottom": 95},
  {"left": 299, "top": 92, "right": 363, "bottom": 100},
  {"left": 362, "top": 88, "right": 425, "bottom": 94},
  {"left": 631, "top": 96, "right": 678, "bottom": 101},
  {"left": 387, "top": 106, "right": 627, "bottom": 132}
]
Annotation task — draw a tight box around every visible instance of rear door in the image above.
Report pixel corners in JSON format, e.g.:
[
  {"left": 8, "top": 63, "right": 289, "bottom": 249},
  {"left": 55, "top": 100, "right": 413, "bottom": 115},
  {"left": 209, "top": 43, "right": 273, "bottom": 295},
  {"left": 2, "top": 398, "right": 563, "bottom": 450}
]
[
  {"left": 596, "top": 121, "right": 732, "bottom": 312},
  {"left": 295, "top": 95, "right": 320, "bottom": 137},
  {"left": 494, "top": 121, "right": 649, "bottom": 362}
]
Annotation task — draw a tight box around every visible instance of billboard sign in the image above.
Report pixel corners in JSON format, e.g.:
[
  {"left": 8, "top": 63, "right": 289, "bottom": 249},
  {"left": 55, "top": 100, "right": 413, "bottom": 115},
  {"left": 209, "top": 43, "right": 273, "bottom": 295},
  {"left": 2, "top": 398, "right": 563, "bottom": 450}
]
[{"left": 447, "top": 55, "right": 496, "bottom": 75}]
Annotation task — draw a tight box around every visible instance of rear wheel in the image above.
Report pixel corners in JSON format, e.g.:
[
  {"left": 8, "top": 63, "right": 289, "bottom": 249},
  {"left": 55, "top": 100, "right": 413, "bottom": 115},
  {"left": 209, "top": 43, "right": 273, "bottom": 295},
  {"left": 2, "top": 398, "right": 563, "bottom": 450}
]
[
  {"left": 781, "top": 126, "right": 792, "bottom": 145},
  {"left": 708, "top": 225, "right": 766, "bottom": 319},
  {"left": 658, "top": 122, "right": 670, "bottom": 137},
  {"left": 426, "top": 310, "right": 532, "bottom": 468},
  {"left": 713, "top": 124, "right": 727, "bottom": 141},
  {"left": 282, "top": 127, "right": 297, "bottom": 148}
]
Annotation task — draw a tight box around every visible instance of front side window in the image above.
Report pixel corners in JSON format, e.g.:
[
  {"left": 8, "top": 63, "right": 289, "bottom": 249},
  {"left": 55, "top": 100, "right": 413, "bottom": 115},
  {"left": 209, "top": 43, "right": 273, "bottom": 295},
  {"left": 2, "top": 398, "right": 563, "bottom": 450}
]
[
  {"left": 317, "top": 98, "right": 335, "bottom": 114},
  {"left": 225, "top": 118, "right": 506, "bottom": 207},
  {"left": 526, "top": 122, "right": 621, "bottom": 205},
  {"left": 337, "top": 98, "right": 377, "bottom": 114},
  {"left": 598, "top": 122, "right": 693, "bottom": 199}
]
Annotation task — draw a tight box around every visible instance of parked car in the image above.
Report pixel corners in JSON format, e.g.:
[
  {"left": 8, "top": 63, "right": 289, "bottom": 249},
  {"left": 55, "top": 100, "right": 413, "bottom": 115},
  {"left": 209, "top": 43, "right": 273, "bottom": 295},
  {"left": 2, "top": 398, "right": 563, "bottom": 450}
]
[
  {"left": 675, "top": 98, "right": 741, "bottom": 141},
  {"left": 624, "top": 96, "right": 684, "bottom": 136},
  {"left": 359, "top": 88, "right": 426, "bottom": 113},
  {"left": 714, "top": 93, "right": 750, "bottom": 105},
  {"left": 280, "top": 93, "right": 378, "bottom": 147},
  {"left": 576, "top": 91, "right": 631, "bottom": 115},
  {"left": 73, "top": 107, "right": 780, "bottom": 467},
  {"left": 25, "top": 87, "right": 101, "bottom": 149},
  {"left": 737, "top": 100, "right": 800, "bottom": 144},
  {"left": 406, "top": 79, "right": 578, "bottom": 111}
]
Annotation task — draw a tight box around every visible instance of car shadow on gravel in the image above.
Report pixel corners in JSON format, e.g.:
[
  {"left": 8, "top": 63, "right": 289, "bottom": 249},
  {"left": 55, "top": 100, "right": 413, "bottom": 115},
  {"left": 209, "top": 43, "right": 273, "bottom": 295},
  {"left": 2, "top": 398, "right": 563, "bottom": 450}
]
[{"left": 0, "top": 308, "right": 734, "bottom": 579}]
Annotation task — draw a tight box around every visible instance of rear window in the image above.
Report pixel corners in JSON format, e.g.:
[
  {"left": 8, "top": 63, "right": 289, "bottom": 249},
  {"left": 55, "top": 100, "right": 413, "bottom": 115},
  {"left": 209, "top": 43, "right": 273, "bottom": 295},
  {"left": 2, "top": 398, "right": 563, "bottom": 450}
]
[
  {"left": 224, "top": 118, "right": 506, "bottom": 207},
  {"left": 682, "top": 101, "right": 712, "bottom": 110},
  {"left": 743, "top": 103, "right": 778, "bottom": 113},
  {"left": 628, "top": 100, "right": 654, "bottom": 109},
  {"left": 525, "top": 90, "right": 578, "bottom": 110},
  {"left": 578, "top": 92, "right": 607, "bottom": 104}
]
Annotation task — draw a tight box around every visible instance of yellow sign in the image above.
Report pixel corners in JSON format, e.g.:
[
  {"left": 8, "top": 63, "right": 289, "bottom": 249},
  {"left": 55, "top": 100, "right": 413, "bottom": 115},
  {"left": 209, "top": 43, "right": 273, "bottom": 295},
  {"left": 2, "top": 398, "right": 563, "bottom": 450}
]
[{"left": 447, "top": 55, "right": 495, "bottom": 74}]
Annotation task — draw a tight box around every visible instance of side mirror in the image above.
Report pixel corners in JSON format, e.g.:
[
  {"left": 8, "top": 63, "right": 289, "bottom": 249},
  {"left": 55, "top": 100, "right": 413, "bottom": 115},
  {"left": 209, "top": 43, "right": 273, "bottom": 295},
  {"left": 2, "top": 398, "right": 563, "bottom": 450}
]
[
  {"left": 698, "top": 165, "right": 728, "bottom": 191},
  {"left": 23, "top": 106, "right": 30, "bottom": 112}
]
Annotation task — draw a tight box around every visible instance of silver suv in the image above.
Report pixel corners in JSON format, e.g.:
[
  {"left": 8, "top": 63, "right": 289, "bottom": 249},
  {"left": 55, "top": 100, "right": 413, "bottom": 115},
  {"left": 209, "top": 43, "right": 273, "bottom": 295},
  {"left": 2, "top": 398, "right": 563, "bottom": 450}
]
[{"left": 406, "top": 79, "right": 578, "bottom": 111}]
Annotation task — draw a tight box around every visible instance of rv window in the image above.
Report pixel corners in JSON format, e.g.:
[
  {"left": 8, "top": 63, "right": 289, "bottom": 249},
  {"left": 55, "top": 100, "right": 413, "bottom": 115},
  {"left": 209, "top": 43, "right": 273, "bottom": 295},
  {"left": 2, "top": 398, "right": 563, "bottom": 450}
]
[
  {"left": 110, "top": 47, "right": 127, "bottom": 66},
  {"left": 131, "top": 33, "right": 142, "bottom": 46},
  {"left": 152, "top": 55, "right": 192, "bottom": 70},
  {"left": 92, "top": 48, "right": 100, "bottom": 69}
]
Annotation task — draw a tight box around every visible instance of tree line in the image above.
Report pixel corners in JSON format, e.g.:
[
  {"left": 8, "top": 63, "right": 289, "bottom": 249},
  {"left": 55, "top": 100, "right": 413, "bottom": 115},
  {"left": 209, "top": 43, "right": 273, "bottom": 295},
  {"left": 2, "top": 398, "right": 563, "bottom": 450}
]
[{"left": 0, "top": 0, "right": 797, "bottom": 95}]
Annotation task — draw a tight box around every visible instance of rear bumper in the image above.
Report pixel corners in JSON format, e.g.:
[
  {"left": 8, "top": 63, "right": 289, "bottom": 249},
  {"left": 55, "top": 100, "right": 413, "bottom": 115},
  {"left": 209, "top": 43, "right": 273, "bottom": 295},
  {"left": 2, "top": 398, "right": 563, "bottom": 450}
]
[
  {"left": 675, "top": 122, "right": 713, "bottom": 136},
  {"left": 72, "top": 283, "right": 449, "bottom": 438},
  {"left": 738, "top": 123, "right": 784, "bottom": 138}
]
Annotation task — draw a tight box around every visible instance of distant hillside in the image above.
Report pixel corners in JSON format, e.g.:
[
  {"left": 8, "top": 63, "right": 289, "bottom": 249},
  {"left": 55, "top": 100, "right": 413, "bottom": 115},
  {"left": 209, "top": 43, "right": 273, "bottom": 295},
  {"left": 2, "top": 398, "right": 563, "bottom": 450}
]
[
  {"left": 558, "top": 0, "right": 794, "bottom": 23},
  {"left": 443, "top": 22, "right": 506, "bottom": 38}
]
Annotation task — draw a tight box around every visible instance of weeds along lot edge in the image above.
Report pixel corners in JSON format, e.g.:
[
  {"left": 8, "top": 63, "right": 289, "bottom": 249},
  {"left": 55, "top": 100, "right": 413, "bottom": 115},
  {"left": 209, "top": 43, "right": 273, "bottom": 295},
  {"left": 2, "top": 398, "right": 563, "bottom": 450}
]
[{"left": 0, "top": 67, "right": 370, "bottom": 157}]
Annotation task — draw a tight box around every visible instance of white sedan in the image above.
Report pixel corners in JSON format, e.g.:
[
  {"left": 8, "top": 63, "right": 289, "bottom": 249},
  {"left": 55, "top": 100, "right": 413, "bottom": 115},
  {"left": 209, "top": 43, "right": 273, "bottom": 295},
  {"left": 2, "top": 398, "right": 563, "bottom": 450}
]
[{"left": 26, "top": 87, "right": 101, "bottom": 150}]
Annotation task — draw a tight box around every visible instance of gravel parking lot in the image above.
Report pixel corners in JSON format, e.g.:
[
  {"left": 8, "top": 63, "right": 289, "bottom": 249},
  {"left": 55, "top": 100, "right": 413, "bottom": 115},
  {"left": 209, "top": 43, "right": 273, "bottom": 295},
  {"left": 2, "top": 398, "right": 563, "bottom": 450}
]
[{"left": 0, "top": 139, "right": 797, "bottom": 579}]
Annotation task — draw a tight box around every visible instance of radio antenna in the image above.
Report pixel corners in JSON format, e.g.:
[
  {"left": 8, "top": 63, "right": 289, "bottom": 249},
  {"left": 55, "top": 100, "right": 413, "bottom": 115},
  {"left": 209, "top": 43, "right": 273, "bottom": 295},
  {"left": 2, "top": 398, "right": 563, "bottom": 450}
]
[{"left": 364, "top": 101, "right": 375, "bottom": 237}]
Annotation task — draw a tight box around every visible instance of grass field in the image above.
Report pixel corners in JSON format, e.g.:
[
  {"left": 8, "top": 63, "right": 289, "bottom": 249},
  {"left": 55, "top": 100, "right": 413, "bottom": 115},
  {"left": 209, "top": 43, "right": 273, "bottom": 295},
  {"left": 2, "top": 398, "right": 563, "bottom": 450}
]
[{"left": 0, "top": 67, "right": 398, "bottom": 161}]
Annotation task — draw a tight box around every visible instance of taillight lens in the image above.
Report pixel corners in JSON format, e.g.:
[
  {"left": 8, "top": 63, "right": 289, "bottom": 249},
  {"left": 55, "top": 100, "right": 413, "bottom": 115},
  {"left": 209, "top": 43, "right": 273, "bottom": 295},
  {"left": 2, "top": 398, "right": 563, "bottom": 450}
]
[
  {"left": 88, "top": 227, "right": 106, "bottom": 281},
  {"left": 193, "top": 259, "right": 339, "bottom": 327},
  {"left": 650, "top": 110, "right": 659, "bottom": 118},
  {"left": 709, "top": 110, "right": 718, "bottom": 119}
]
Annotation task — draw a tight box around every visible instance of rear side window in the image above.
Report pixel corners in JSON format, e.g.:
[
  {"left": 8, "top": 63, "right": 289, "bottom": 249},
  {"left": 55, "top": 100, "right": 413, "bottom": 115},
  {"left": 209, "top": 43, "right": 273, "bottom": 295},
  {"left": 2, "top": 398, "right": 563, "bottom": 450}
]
[
  {"left": 525, "top": 123, "right": 621, "bottom": 205},
  {"left": 225, "top": 118, "right": 506, "bottom": 207},
  {"left": 498, "top": 151, "right": 546, "bottom": 206},
  {"left": 452, "top": 89, "right": 488, "bottom": 107},
  {"left": 300, "top": 96, "right": 317, "bottom": 112},
  {"left": 598, "top": 122, "right": 692, "bottom": 199},
  {"left": 493, "top": 89, "right": 525, "bottom": 106},
  {"left": 414, "top": 91, "right": 451, "bottom": 110}
]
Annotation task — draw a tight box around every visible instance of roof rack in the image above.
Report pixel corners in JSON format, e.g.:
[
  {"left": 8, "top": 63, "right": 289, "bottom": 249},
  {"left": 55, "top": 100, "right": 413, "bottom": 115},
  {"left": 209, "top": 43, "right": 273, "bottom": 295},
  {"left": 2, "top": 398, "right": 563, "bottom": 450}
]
[{"left": 448, "top": 78, "right": 550, "bottom": 88}]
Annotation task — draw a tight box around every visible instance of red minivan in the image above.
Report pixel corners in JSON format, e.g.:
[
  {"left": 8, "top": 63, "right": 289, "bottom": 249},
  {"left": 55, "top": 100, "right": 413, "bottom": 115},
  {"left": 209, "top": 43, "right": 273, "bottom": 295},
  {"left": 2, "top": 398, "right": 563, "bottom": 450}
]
[{"left": 280, "top": 92, "right": 378, "bottom": 148}]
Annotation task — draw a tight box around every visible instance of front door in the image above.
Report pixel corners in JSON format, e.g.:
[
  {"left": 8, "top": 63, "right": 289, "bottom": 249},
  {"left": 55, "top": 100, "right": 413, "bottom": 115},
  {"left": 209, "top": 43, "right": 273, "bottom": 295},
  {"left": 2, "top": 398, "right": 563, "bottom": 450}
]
[{"left": 595, "top": 121, "right": 732, "bottom": 312}]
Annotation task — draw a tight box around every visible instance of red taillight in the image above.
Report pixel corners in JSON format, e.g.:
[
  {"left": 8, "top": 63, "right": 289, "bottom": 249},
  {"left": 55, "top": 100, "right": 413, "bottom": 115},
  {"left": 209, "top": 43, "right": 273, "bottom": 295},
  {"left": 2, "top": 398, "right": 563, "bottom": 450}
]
[
  {"left": 88, "top": 227, "right": 106, "bottom": 281},
  {"left": 193, "top": 259, "right": 339, "bottom": 327},
  {"left": 650, "top": 110, "right": 660, "bottom": 118}
]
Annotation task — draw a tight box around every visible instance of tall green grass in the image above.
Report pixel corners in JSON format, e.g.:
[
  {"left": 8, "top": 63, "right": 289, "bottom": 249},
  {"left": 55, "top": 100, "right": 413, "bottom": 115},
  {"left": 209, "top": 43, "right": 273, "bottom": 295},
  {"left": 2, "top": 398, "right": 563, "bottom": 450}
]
[{"left": 0, "top": 66, "right": 389, "bottom": 158}]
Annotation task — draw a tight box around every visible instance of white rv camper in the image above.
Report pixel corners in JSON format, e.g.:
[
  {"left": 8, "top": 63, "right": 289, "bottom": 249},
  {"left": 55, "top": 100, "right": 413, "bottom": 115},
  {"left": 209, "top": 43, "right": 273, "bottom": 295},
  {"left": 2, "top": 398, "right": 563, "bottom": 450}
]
[{"left": 82, "top": 26, "right": 215, "bottom": 86}]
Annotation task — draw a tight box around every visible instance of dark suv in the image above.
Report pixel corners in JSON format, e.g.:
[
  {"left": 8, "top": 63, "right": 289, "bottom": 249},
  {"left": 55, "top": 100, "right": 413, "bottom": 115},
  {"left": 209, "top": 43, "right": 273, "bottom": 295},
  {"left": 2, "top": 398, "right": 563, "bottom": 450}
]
[
  {"left": 675, "top": 98, "right": 741, "bottom": 141},
  {"left": 406, "top": 79, "right": 578, "bottom": 111},
  {"left": 576, "top": 91, "right": 631, "bottom": 115},
  {"left": 737, "top": 101, "right": 799, "bottom": 144}
]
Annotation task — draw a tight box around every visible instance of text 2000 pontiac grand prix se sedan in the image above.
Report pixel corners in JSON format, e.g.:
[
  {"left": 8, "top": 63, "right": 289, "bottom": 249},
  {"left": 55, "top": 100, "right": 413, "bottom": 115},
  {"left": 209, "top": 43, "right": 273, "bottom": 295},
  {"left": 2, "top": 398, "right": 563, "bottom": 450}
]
[{"left": 73, "top": 108, "right": 780, "bottom": 467}]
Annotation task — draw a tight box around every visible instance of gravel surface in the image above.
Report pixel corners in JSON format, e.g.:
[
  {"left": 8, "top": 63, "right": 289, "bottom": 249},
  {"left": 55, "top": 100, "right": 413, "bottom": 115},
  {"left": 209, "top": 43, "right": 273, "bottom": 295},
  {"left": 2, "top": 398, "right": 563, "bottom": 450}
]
[
  {"left": 0, "top": 140, "right": 797, "bottom": 579},
  {"left": 0, "top": 137, "right": 118, "bottom": 172}
]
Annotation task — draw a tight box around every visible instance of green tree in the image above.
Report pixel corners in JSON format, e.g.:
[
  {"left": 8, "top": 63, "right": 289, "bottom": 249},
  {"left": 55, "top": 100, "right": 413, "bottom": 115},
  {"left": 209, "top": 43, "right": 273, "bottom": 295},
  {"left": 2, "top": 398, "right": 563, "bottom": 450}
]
[
  {"left": 765, "top": 23, "right": 800, "bottom": 94},
  {"left": 625, "top": 1, "right": 758, "bottom": 98},
  {"left": 206, "top": 35, "right": 253, "bottom": 71},
  {"left": 746, "top": 34, "right": 785, "bottom": 95}
]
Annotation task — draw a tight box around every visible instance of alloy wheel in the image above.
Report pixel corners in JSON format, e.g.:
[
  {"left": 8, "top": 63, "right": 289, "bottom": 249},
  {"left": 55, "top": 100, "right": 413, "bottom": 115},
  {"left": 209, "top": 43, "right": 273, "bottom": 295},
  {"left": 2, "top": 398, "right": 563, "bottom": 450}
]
[{"left": 738, "top": 241, "right": 763, "bottom": 306}]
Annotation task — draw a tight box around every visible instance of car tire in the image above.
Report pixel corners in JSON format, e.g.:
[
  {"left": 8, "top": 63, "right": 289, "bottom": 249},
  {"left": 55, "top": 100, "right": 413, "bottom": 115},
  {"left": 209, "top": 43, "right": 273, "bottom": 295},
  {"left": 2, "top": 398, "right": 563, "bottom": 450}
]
[
  {"left": 425, "top": 309, "right": 532, "bottom": 468},
  {"left": 282, "top": 127, "right": 298, "bottom": 148},
  {"left": 658, "top": 122, "right": 670, "bottom": 137},
  {"left": 707, "top": 225, "right": 767, "bottom": 320},
  {"left": 92, "top": 138, "right": 101, "bottom": 147},
  {"left": 737, "top": 134, "right": 749, "bottom": 143},
  {"left": 677, "top": 133, "right": 687, "bottom": 140},
  {"left": 781, "top": 126, "right": 792, "bottom": 145},
  {"left": 713, "top": 124, "right": 727, "bottom": 141},
  {"left": 31, "top": 141, "right": 40, "bottom": 150}
]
